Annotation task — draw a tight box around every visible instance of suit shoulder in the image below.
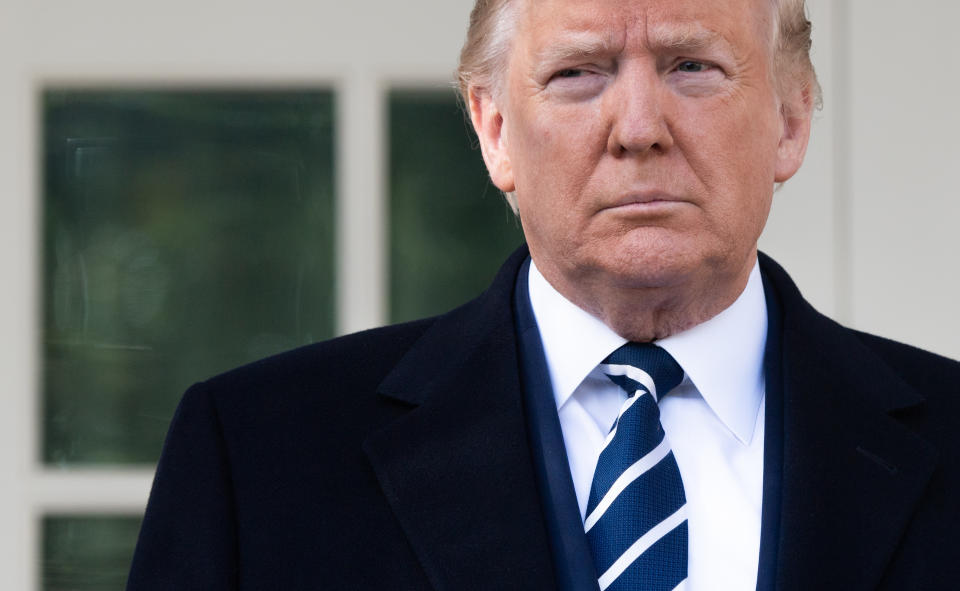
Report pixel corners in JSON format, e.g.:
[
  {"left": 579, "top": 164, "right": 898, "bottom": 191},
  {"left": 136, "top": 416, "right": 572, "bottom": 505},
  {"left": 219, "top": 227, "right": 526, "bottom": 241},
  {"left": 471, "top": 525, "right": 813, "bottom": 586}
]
[
  {"left": 853, "top": 330, "right": 960, "bottom": 398},
  {"left": 198, "top": 317, "right": 437, "bottom": 403},
  {"left": 853, "top": 330, "right": 960, "bottom": 375},
  {"left": 162, "top": 317, "right": 441, "bottom": 468}
]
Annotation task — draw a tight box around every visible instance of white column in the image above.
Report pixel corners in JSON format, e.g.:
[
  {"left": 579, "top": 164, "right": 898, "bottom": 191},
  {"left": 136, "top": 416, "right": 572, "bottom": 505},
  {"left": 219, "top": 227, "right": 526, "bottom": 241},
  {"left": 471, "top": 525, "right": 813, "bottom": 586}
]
[
  {"left": 0, "top": 44, "right": 39, "bottom": 591},
  {"left": 336, "top": 71, "right": 388, "bottom": 335},
  {"left": 830, "top": 0, "right": 853, "bottom": 323}
]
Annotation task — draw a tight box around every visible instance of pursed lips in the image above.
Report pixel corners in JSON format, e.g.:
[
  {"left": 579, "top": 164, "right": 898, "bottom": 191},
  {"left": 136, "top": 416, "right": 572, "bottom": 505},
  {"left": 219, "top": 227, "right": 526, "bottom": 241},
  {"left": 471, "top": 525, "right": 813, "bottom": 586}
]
[{"left": 602, "top": 191, "right": 689, "bottom": 212}]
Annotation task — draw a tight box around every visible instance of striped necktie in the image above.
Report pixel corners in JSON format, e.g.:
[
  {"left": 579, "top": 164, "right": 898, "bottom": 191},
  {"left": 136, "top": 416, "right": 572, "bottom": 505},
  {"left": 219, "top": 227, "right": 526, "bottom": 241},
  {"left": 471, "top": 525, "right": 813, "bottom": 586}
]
[{"left": 585, "top": 342, "right": 688, "bottom": 591}]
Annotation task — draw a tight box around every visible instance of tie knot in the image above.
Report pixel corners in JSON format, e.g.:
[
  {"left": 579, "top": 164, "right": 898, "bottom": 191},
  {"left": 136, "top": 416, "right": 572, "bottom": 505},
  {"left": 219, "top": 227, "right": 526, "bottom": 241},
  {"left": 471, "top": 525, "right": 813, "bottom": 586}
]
[{"left": 601, "top": 342, "right": 684, "bottom": 401}]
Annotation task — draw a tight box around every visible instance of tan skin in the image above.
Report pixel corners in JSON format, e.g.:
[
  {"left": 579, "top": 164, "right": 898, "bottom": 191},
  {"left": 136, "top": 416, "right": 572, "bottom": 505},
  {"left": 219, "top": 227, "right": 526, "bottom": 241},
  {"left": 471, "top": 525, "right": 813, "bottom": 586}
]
[{"left": 469, "top": 0, "right": 812, "bottom": 342}]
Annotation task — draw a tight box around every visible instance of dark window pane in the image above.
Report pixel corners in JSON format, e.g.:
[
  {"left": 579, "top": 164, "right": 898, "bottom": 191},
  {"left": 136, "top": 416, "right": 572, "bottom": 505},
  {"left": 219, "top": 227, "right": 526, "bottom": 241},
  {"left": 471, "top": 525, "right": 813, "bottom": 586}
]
[
  {"left": 43, "top": 90, "right": 335, "bottom": 465},
  {"left": 389, "top": 89, "right": 523, "bottom": 323},
  {"left": 42, "top": 515, "right": 141, "bottom": 591}
]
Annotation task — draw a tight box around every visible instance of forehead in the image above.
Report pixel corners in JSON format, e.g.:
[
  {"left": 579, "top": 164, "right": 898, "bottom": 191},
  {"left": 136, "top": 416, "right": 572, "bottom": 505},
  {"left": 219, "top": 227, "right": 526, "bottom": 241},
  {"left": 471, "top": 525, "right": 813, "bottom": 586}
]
[{"left": 513, "top": 0, "right": 773, "bottom": 58}]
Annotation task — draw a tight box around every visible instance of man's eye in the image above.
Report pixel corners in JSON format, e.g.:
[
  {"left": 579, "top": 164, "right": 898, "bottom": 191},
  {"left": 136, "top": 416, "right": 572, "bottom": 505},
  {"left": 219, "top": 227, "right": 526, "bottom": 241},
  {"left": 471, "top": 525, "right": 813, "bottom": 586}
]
[
  {"left": 676, "top": 61, "right": 708, "bottom": 73},
  {"left": 555, "top": 69, "right": 585, "bottom": 79}
]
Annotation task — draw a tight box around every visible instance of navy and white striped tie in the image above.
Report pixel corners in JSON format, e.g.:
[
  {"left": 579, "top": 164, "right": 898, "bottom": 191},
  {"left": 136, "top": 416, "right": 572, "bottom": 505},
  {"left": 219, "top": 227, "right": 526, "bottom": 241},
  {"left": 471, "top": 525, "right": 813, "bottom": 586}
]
[{"left": 585, "top": 342, "right": 688, "bottom": 591}]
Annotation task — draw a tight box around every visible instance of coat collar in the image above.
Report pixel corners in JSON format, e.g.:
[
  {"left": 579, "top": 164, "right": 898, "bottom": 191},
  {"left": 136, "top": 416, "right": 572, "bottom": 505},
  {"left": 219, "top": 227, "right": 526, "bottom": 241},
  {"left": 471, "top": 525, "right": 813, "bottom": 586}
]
[
  {"left": 363, "top": 245, "right": 557, "bottom": 590},
  {"left": 759, "top": 253, "right": 937, "bottom": 590}
]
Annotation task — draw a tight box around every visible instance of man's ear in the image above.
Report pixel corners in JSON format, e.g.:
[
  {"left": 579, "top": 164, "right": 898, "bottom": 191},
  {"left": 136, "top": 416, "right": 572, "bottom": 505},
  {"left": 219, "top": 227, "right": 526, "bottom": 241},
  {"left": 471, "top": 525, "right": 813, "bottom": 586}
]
[
  {"left": 468, "top": 86, "right": 516, "bottom": 192},
  {"left": 774, "top": 83, "right": 814, "bottom": 183}
]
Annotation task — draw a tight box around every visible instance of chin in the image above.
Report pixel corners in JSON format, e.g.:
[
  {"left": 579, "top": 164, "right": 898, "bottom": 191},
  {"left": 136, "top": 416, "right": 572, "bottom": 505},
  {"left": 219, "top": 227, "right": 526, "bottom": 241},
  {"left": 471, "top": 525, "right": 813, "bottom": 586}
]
[
  {"left": 603, "top": 263, "right": 693, "bottom": 291},
  {"left": 595, "top": 237, "right": 707, "bottom": 290}
]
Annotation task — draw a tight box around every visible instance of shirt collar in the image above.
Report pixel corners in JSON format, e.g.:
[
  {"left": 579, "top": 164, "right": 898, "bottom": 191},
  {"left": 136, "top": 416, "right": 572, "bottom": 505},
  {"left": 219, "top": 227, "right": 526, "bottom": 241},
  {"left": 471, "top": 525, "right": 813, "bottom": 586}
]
[{"left": 527, "top": 259, "right": 767, "bottom": 445}]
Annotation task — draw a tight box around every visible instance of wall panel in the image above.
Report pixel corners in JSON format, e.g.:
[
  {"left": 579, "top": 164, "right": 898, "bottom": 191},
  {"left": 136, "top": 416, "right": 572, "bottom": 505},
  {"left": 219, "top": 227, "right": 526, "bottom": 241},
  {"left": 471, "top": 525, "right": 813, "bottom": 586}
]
[{"left": 848, "top": 0, "right": 960, "bottom": 358}]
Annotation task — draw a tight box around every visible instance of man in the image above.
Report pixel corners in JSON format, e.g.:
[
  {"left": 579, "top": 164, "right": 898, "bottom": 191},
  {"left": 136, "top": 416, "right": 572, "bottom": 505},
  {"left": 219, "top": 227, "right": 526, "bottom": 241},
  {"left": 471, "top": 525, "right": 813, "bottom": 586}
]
[{"left": 127, "top": 0, "right": 960, "bottom": 589}]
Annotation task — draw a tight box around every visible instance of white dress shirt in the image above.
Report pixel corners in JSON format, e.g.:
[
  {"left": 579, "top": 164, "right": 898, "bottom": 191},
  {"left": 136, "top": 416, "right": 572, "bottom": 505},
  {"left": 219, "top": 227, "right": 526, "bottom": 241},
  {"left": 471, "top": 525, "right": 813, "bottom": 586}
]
[{"left": 527, "top": 259, "right": 768, "bottom": 591}]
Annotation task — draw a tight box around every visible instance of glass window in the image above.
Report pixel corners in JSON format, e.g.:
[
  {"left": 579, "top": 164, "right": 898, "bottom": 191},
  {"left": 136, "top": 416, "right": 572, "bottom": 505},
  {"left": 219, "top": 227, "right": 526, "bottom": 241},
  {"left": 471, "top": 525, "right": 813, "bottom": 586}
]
[
  {"left": 42, "top": 515, "right": 142, "bottom": 591},
  {"left": 42, "top": 90, "right": 336, "bottom": 465},
  {"left": 389, "top": 89, "right": 524, "bottom": 323}
]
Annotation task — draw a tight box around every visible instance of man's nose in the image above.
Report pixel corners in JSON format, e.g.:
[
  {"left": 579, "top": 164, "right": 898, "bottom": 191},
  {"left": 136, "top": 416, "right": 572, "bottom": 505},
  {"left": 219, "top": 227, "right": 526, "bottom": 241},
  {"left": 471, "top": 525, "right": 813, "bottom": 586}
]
[{"left": 606, "top": 67, "right": 674, "bottom": 156}]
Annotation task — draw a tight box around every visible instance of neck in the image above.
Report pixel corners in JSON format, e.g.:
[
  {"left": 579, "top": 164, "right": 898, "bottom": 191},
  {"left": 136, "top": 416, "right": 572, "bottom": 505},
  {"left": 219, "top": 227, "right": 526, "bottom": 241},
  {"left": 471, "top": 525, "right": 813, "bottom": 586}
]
[{"left": 534, "top": 253, "right": 756, "bottom": 342}]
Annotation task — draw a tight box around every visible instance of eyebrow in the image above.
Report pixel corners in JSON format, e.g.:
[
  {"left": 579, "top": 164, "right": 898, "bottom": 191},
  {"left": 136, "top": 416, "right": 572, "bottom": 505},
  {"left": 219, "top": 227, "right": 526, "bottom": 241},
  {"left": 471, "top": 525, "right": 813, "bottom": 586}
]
[
  {"left": 534, "top": 32, "right": 621, "bottom": 66},
  {"left": 647, "top": 25, "right": 729, "bottom": 54},
  {"left": 534, "top": 25, "right": 731, "bottom": 69}
]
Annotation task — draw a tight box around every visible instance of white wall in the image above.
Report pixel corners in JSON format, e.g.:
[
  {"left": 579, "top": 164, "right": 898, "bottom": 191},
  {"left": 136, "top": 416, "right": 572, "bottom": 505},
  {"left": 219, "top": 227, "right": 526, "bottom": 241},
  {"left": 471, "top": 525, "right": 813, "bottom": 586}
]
[{"left": 847, "top": 0, "right": 960, "bottom": 358}]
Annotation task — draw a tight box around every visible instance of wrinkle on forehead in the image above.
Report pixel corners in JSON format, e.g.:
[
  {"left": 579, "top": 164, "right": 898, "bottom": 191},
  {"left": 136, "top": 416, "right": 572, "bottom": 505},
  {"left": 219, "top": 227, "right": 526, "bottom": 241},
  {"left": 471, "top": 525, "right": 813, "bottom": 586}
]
[{"left": 522, "top": 1, "right": 747, "bottom": 62}]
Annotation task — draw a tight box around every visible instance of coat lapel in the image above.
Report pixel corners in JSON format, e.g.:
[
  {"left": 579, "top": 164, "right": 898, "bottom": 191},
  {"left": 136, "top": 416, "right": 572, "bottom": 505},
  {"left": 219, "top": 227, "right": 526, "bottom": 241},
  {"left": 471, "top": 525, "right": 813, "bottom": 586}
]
[
  {"left": 362, "top": 247, "right": 557, "bottom": 591},
  {"left": 762, "top": 256, "right": 938, "bottom": 590}
]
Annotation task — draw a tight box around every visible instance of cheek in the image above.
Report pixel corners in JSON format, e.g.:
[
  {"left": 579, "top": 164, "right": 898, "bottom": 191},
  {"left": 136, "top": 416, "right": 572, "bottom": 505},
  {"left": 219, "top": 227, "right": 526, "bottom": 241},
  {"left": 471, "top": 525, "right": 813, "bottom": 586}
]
[
  {"left": 518, "top": 100, "right": 604, "bottom": 160},
  {"left": 674, "top": 99, "right": 778, "bottom": 249},
  {"left": 681, "top": 95, "right": 780, "bottom": 188},
  {"left": 509, "top": 106, "right": 604, "bottom": 207}
]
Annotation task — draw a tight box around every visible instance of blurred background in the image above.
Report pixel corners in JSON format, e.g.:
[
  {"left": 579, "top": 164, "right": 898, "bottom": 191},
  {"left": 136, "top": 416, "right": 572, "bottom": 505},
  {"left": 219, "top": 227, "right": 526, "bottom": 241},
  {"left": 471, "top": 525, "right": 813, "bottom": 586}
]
[{"left": 1, "top": 0, "right": 958, "bottom": 588}]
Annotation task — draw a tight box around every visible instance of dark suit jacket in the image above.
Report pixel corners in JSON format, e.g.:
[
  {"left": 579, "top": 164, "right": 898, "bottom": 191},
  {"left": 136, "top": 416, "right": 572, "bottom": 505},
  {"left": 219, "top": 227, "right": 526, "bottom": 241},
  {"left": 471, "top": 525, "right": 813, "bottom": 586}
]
[{"left": 127, "top": 247, "right": 960, "bottom": 590}]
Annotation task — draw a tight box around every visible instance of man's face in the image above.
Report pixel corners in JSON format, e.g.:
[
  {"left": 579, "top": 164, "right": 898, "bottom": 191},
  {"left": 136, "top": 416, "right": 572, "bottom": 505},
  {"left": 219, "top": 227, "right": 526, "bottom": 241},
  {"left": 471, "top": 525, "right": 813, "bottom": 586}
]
[{"left": 472, "top": 0, "right": 811, "bottom": 308}]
